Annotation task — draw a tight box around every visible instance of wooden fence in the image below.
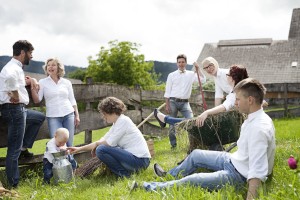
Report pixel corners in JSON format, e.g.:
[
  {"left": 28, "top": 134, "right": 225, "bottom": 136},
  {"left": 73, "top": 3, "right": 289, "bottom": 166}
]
[{"left": 0, "top": 82, "right": 300, "bottom": 166}]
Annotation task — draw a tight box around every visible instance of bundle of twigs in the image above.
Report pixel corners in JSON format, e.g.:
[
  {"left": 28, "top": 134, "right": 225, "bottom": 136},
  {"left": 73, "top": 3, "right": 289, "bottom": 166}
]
[
  {"left": 75, "top": 157, "right": 104, "bottom": 178},
  {"left": 175, "top": 110, "right": 245, "bottom": 151}
]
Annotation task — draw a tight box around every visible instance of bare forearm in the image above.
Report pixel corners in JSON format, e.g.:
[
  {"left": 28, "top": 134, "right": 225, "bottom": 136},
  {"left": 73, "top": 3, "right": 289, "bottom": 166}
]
[
  {"left": 206, "top": 104, "right": 226, "bottom": 116},
  {"left": 247, "top": 178, "right": 261, "bottom": 200},
  {"left": 31, "top": 88, "right": 40, "bottom": 103}
]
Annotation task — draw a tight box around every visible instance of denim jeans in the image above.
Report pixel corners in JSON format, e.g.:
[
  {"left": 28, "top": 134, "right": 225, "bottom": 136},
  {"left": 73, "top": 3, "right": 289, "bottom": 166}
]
[
  {"left": 96, "top": 145, "right": 150, "bottom": 177},
  {"left": 43, "top": 155, "right": 77, "bottom": 183},
  {"left": 1, "top": 104, "right": 45, "bottom": 187},
  {"left": 168, "top": 100, "right": 193, "bottom": 147},
  {"left": 165, "top": 116, "right": 184, "bottom": 126},
  {"left": 143, "top": 150, "right": 246, "bottom": 191},
  {"left": 47, "top": 112, "right": 75, "bottom": 147}
]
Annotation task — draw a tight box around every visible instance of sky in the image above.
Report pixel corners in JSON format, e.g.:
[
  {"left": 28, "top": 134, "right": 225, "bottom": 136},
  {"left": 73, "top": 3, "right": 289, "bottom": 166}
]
[{"left": 0, "top": 0, "right": 300, "bottom": 68}]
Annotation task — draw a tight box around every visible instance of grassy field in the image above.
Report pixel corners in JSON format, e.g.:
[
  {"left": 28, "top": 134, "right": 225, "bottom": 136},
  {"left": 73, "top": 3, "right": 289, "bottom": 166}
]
[{"left": 1, "top": 118, "right": 300, "bottom": 199}]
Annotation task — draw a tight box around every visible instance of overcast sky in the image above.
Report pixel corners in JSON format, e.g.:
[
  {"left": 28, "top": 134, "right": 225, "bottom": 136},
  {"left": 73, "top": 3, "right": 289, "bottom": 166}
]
[{"left": 0, "top": 0, "right": 299, "bottom": 67}]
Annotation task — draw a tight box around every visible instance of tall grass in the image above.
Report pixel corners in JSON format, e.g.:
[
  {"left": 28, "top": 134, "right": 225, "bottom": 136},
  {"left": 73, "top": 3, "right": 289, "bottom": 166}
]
[{"left": 0, "top": 118, "right": 300, "bottom": 199}]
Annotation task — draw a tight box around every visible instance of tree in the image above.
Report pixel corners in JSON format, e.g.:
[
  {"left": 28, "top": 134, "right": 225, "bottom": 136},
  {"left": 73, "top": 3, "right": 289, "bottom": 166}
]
[
  {"left": 86, "top": 40, "right": 159, "bottom": 89},
  {"left": 68, "top": 68, "right": 87, "bottom": 82}
]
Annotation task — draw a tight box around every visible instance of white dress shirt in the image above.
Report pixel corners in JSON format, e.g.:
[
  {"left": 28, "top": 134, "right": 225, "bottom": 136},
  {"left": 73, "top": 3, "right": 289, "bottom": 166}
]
[
  {"left": 164, "top": 70, "right": 206, "bottom": 99},
  {"left": 230, "top": 108, "right": 276, "bottom": 181},
  {"left": 38, "top": 76, "right": 77, "bottom": 117},
  {"left": 43, "top": 138, "right": 66, "bottom": 163},
  {"left": 103, "top": 114, "right": 151, "bottom": 158},
  {"left": 214, "top": 68, "right": 232, "bottom": 99},
  {"left": 0, "top": 58, "right": 29, "bottom": 104}
]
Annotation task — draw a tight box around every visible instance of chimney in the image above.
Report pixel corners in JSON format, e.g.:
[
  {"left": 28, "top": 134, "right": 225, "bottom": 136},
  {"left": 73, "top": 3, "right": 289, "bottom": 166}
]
[{"left": 288, "top": 8, "right": 300, "bottom": 40}]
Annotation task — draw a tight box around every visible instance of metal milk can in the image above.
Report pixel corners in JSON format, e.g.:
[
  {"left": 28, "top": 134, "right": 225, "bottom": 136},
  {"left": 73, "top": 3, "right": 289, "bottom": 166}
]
[{"left": 52, "top": 150, "right": 73, "bottom": 184}]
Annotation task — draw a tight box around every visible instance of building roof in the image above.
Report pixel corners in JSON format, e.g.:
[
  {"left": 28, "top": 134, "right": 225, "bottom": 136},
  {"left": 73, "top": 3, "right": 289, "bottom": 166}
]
[{"left": 197, "top": 8, "right": 300, "bottom": 84}]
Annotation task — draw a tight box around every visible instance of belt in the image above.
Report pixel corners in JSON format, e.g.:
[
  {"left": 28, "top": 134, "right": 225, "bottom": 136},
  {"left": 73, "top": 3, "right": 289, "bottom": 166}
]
[
  {"left": 1, "top": 103, "right": 26, "bottom": 108},
  {"left": 170, "top": 97, "right": 189, "bottom": 102}
]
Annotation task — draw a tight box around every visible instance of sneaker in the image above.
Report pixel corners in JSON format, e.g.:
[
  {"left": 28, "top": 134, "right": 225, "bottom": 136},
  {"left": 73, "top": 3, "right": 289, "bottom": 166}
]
[
  {"left": 153, "top": 163, "right": 167, "bottom": 177},
  {"left": 19, "top": 149, "right": 34, "bottom": 158}
]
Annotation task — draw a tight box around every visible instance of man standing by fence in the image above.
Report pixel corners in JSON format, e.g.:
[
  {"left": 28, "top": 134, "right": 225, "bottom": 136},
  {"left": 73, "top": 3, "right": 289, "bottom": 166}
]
[
  {"left": 163, "top": 54, "right": 206, "bottom": 149},
  {"left": 0, "top": 40, "right": 45, "bottom": 188}
]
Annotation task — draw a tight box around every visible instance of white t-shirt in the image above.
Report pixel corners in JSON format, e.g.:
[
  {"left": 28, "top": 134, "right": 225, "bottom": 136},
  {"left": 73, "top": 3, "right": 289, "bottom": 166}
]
[
  {"left": 38, "top": 76, "right": 77, "bottom": 117},
  {"left": 0, "top": 58, "right": 29, "bottom": 104},
  {"left": 164, "top": 70, "right": 206, "bottom": 99},
  {"left": 103, "top": 114, "right": 151, "bottom": 158},
  {"left": 230, "top": 108, "right": 276, "bottom": 181},
  {"left": 214, "top": 68, "right": 232, "bottom": 99},
  {"left": 43, "top": 138, "right": 66, "bottom": 163}
]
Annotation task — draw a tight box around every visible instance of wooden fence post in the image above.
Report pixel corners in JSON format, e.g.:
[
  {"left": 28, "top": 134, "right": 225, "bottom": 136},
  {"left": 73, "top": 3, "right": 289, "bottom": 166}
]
[{"left": 85, "top": 130, "right": 92, "bottom": 144}]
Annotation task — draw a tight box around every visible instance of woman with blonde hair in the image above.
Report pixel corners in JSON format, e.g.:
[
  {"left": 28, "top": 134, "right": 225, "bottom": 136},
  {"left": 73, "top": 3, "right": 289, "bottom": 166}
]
[{"left": 31, "top": 58, "right": 80, "bottom": 147}]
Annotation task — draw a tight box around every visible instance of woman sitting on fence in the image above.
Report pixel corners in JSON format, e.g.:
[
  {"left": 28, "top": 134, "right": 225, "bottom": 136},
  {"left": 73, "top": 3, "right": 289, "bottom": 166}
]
[
  {"left": 67, "top": 97, "right": 151, "bottom": 177},
  {"left": 154, "top": 65, "right": 249, "bottom": 127}
]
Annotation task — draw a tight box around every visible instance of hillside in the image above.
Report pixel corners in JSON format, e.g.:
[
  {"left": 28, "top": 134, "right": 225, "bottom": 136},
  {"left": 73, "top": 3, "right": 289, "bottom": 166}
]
[
  {"left": 0, "top": 56, "right": 192, "bottom": 82},
  {"left": 0, "top": 56, "right": 82, "bottom": 77}
]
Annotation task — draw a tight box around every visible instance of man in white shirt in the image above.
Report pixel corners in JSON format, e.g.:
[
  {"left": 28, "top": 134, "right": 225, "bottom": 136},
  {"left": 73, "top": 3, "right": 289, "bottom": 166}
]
[
  {"left": 202, "top": 57, "right": 232, "bottom": 106},
  {"left": 0, "top": 40, "right": 45, "bottom": 188},
  {"left": 163, "top": 54, "right": 206, "bottom": 148},
  {"left": 144, "top": 78, "right": 275, "bottom": 200}
]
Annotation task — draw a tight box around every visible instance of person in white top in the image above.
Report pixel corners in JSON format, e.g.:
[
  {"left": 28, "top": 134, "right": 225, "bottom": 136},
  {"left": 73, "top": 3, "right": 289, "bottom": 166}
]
[
  {"left": 43, "top": 128, "right": 77, "bottom": 184},
  {"left": 164, "top": 54, "right": 206, "bottom": 148},
  {"left": 201, "top": 57, "right": 232, "bottom": 106},
  {"left": 0, "top": 40, "right": 45, "bottom": 188},
  {"left": 154, "top": 65, "right": 248, "bottom": 129},
  {"left": 31, "top": 58, "right": 80, "bottom": 147},
  {"left": 143, "top": 78, "right": 276, "bottom": 200},
  {"left": 68, "top": 97, "right": 151, "bottom": 177},
  {"left": 195, "top": 65, "right": 249, "bottom": 127}
]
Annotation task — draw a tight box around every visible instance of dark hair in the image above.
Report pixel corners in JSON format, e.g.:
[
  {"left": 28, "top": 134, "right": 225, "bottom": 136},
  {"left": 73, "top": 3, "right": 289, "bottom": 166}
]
[
  {"left": 98, "top": 97, "right": 127, "bottom": 115},
  {"left": 234, "top": 78, "right": 266, "bottom": 104},
  {"left": 177, "top": 54, "right": 187, "bottom": 62},
  {"left": 13, "top": 40, "right": 34, "bottom": 56},
  {"left": 229, "top": 65, "right": 249, "bottom": 86}
]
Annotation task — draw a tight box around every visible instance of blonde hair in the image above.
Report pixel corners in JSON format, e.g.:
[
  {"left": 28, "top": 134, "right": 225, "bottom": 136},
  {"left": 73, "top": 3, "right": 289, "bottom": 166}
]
[
  {"left": 201, "top": 57, "right": 219, "bottom": 70},
  {"left": 43, "top": 58, "right": 65, "bottom": 77},
  {"left": 55, "top": 128, "right": 69, "bottom": 141}
]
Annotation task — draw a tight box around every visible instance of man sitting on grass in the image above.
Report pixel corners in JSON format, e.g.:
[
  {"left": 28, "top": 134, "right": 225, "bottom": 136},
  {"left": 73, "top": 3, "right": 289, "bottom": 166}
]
[{"left": 133, "top": 78, "right": 275, "bottom": 200}]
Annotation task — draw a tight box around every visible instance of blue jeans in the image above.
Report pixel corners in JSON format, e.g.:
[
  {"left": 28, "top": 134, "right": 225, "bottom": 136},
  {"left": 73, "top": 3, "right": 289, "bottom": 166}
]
[
  {"left": 43, "top": 155, "right": 77, "bottom": 183},
  {"left": 143, "top": 150, "right": 246, "bottom": 191},
  {"left": 96, "top": 145, "right": 150, "bottom": 177},
  {"left": 47, "top": 112, "right": 75, "bottom": 147},
  {"left": 165, "top": 116, "right": 184, "bottom": 126},
  {"left": 1, "top": 104, "right": 45, "bottom": 187},
  {"left": 168, "top": 100, "right": 193, "bottom": 147}
]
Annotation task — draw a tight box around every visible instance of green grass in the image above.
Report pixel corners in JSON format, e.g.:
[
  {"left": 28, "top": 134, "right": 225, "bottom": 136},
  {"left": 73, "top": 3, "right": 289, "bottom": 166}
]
[{"left": 1, "top": 118, "right": 300, "bottom": 199}]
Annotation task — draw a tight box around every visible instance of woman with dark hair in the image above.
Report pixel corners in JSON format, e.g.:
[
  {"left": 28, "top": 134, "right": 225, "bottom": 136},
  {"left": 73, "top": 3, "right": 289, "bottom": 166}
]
[
  {"left": 68, "top": 97, "right": 151, "bottom": 177},
  {"left": 154, "top": 65, "right": 249, "bottom": 127}
]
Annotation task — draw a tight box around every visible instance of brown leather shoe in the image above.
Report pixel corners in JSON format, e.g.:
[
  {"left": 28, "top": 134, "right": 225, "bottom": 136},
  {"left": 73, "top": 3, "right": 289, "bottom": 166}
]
[
  {"left": 154, "top": 163, "right": 167, "bottom": 177},
  {"left": 19, "top": 149, "right": 34, "bottom": 158}
]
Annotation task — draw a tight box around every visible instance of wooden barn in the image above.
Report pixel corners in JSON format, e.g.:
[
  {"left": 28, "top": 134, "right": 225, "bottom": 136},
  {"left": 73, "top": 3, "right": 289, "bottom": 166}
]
[{"left": 197, "top": 8, "right": 300, "bottom": 84}]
